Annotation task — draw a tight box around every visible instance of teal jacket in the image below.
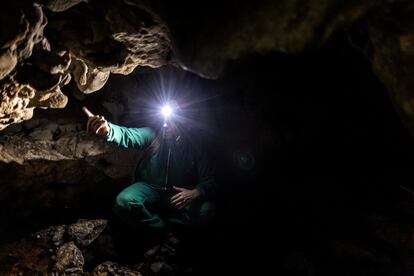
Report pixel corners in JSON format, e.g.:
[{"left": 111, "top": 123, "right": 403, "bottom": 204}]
[{"left": 106, "top": 122, "right": 216, "bottom": 198}]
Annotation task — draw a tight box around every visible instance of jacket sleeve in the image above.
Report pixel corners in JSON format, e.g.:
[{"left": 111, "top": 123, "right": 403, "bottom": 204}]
[
  {"left": 106, "top": 122, "right": 156, "bottom": 149},
  {"left": 195, "top": 150, "right": 216, "bottom": 199}
]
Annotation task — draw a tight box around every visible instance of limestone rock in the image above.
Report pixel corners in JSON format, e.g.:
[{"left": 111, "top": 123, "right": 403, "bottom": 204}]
[
  {"left": 45, "top": 0, "right": 88, "bottom": 12},
  {"left": 71, "top": 57, "right": 110, "bottom": 94},
  {"left": 51, "top": 225, "right": 67, "bottom": 247},
  {"left": 105, "top": 2, "right": 170, "bottom": 74},
  {"left": 54, "top": 241, "right": 84, "bottom": 274},
  {"left": 0, "top": 49, "right": 17, "bottom": 80},
  {"left": 34, "top": 86, "right": 69, "bottom": 109},
  {"left": 67, "top": 219, "right": 107, "bottom": 247},
  {"left": 16, "top": 3, "right": 47, "bottom": 61},
  {"left": 46, "top": 0, "right": 171, "bottom": 92},
  {"left": 0, "top": 224, "right": 69, "bottom": 274},
  {"left": 28, "top": 48, "right": 71, "bottom": 76},
  {"left": 0, "top": 2, "right": 70, "bottom": 130},
  {"left": 92, "top": 261, "right": 142, "bottom": 276},
  {"left": 0, "top": 237, "right": 53, "bottom": 274},
  {"left": 0, "top": 218, "right": 187, "bottom": 275},
  {"left": 364, "top": 5, "right": 414, "bottom": 137},
  {"left": 0, "top": 1, "right": 171, "bottom": 130},
  {"left": 0, "top": 120, "right": 117, "bottom": 164},
  {"left": 0, "top": 79, "right": 35, "bottom": 130},
  {"left": 154, "top": 0, "right": 380, "bottom": 78}
]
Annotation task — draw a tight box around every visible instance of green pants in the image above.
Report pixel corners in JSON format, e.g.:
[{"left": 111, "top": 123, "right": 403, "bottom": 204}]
[{"left": 113, "top": 182, "right": 214, "bottom": 228}]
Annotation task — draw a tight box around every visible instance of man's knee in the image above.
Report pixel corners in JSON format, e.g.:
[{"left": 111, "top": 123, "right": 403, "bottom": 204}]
[
  {"left": 115, "top": 193, "right": 134, "bottom": 210},
  {"left": 113, "top": 191, "right": 146, "bottom": 218}
]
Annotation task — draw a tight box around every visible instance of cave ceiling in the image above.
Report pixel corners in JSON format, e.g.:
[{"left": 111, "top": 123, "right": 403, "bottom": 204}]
[{"left": 1, "top": 0, "right": 414, "bottom": 135}]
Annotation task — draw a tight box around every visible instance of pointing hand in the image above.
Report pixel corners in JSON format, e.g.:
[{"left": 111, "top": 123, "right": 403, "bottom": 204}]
[{"left": 82, "top": 106, "right": 110, "bottom": 137}]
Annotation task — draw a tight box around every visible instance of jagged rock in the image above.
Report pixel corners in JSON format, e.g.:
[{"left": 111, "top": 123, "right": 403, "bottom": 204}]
[
  {"left": 0, "top": 237, "right": 53, "bottom": 274},
  {"left": 105, "top": 2, "right": 170, "bottom": 74},
  {"left": 92, "top": 261, "right": 142, "bottom": 276},
  {"left": 0, "top": 79, "right": 35, "bottom": 130},
  {"left": 71, "top": 57, "right": 111, "bottom": 94},
  {"left": 0, "top": 49, "right": 17, "bottom": 80},
  {"left": 150, "top": 262, "right": 163, "bottom": 273},
  {"left": 0, "top": 218, "right": 186, "bottom": 275},
  {"left": 0, "top": 221, "right": 107, "bottom": 274},
  {"left": 45, "top": 0, "right": 87, "bottom": 12},
  {"left": 52, "top": 225, "right": 67, "bottom": 247},
  {"left": 150, "top": 261, "right": 173, "bottom": 274},
  {"left": 364, "top": 5, "right": 414, "bottom": 137},
  {"left": 13, "top": 47, "right": 71, "bottom": 110},
  {"left": 32, "top": 86, "right": 69, "bottom": 109},
  {"left": 46, "top": 0, "right": 171, "bottom": 91},
  {"left": 15, "top": 3, "right": 47, "bottom": 61},
  {"left": 16, "top": 63, "right": 62, "bottom": 91},
  {"left": 67, "top": 219, "right": 107, "bottom": 247},
  {"left": 0, "top": 0, "right": 171, "bottom": 130},
  {"left": 0, "top": 224, "right": 68, "bottom": 274},
  {"left": 30, "top": 49, "right": 71, "bottom": 75},
  {"left": 54, "top": 241, "right": 84, "bottom": 274},
  {"left": 0, "top": 3, "right": 70, "bottom": 130},
  {"left": 155, "top": 0, "right": 380, "bottom": 78},
  {"left": 0, "top": 10, "right": 22, "bottom": 79},
  {"left": 0, "top": 127, "right": 114, "bottom": 164},
  {"left": 32, "top": 224, "right": 67, "bottom": 246}
]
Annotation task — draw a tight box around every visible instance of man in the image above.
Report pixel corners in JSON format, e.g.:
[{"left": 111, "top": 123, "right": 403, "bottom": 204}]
[{"left": 82, "top": 106, "right": 216, "bottom": 234}]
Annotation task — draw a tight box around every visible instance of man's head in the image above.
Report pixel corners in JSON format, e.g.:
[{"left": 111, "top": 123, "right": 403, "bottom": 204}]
[{"left": 163, "top": 121, "right": 180, "bottom": 139}]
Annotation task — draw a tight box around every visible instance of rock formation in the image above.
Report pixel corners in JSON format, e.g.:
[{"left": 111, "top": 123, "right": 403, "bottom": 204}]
[{"left": 0, "top": 0, "right": 171, "bottom": 131}]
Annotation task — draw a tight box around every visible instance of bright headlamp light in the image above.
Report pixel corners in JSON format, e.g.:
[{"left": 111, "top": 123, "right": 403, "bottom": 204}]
[
  {"left": 161, "top": 105, "right": 173, "bottom": 118},
  {"left": 161, "top": 104, "right": 174, "bottom": 128}
]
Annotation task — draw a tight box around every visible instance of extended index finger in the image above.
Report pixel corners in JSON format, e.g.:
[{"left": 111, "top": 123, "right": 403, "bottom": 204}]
[{"left": 82, "top": 106, "right": 94, "bottom": 118}]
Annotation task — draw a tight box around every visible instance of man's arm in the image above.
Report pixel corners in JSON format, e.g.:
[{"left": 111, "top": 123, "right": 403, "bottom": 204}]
[
  {"left": 83, "top": 106, "right": 156, "bottom": 149},
  {"left": 106, "top": 122, "right": 156, "bottom": 149}
]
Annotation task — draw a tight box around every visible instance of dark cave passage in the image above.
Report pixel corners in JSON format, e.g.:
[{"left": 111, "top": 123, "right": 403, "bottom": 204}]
[{"left": 203, "top": 33, "right": 414, "bottom": 274}]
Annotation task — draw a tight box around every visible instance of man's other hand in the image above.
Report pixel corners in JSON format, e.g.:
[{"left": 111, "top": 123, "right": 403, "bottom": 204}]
[
  {"left": 82, "top": 106, "right": 110, "bottom": 137},
  {"left": 170, "top": 186, "right": 200, "bottom": 209}
]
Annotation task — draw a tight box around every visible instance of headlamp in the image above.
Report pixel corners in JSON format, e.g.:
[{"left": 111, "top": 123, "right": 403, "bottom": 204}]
[
  {"left": 161, "top": 104, "right": 174, "bottom": 128},
  {"left": 161, "top": 105, "right": 173, "bottom": 118}
]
